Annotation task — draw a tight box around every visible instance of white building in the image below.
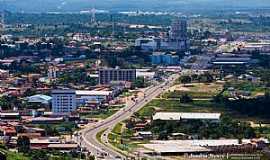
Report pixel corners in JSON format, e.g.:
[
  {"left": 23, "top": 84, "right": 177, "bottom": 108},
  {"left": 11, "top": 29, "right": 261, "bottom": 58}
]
[
  {"left": 47, "top": 66, "right": 59, "bottom": 79},
  {"left": 27, "top": 94, "right": 52, "bottom": 105},
  {"left": 135, "top": 37, "right": 160, "bottom": 51},
  {"left": 51, "top": 90, "right": 76, "bottom": 113},
  {"left": 153, "top": 112, "right": 221, "bottom": 122},
  {"left": 75, "top": 90, "right": 113, "bottom": 105}
]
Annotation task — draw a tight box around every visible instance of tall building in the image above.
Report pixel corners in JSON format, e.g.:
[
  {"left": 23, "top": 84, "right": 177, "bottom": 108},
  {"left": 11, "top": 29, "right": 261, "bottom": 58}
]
[
  {"left": 91, "top": 8, "right": 96, "bottom": 24},
  {"left": 47, "top": 65, "right": 59, "bottom": 80},
  {"left": 52, "top": 90, "right": 76, "bottom": 113},
  {"left": 150, "top": 52, "right": 179, "bottom": 65},
  {"left": 0, "top": 11, "right": 4, "bottom": 32},
  {"left": 99, "top": 68, "right": 136, "bottom": 85},
  {"left": 168, "top": 18, "right": 189, "bottom": 51}
]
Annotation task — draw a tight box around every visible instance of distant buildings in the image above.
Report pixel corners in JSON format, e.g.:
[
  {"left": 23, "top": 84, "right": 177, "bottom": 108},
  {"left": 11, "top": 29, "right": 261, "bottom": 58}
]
[
  {"left": 135, "top": 18, "right": 189, "bottom": 52},
  {"left": 99, "top": 68, "right": 136, "bottom": 85},
  {"left": 51, "top": 90, "right": 76, "bottom": 113},
  {"left": 150, "top": 52, "right": 179, "bottom": 65}
]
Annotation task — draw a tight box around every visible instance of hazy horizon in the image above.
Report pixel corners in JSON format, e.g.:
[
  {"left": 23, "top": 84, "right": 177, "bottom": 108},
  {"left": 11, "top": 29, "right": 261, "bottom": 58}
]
[{"left": 1, "top": 0, "right": 270, "bottom": 13}]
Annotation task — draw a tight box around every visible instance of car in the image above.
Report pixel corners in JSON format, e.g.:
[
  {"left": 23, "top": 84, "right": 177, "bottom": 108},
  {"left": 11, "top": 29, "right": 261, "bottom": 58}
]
[{"left": 115, "top": 156, "right": 122, "bottom": 159}]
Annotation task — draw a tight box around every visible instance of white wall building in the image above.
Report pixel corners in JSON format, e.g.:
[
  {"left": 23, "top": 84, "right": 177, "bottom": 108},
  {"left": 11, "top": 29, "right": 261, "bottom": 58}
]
[
  {"left": 153, "top": 112, "right": 221, "bottom": 122},
  {"left": 75, "top": 90, "right": 113, "bottom": 105}
]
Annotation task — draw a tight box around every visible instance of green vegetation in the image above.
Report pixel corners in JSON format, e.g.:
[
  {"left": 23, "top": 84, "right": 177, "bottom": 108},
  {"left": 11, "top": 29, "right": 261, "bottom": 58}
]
[
  {"left": 36, "top": 122, "right": 77, "bottom": 136},
  {"left": 148, "top": 116, "right": 256, "bottom": 140},
  {"left": 96, "top": 129, "right": 107, "bottom": 144},
  {"left": 137, "top": 99, "right": 227, "bottom": 118},
  {"left": 6, "top": 152, "right": 30, "bottom": 160},
  {"left": 17, "top": 136, "right": 30, "bottom": 153},
  {"left": 164, "top": 83, "right": 223, "bottom": 99},
  {"left": 112, "top": 123, "right": 123, "bottom": 135},
  {"left": 0, "top": 146, "right": 77, "bottom": 160},
  {"left": 81, "top": 105, "right": 124, "bottom": 119},
  {"left": 108, "top": 122, "right": 138, "bottom": 153},
  {"left": 223, "top": 80, "right": 266, "bottom": 97}
]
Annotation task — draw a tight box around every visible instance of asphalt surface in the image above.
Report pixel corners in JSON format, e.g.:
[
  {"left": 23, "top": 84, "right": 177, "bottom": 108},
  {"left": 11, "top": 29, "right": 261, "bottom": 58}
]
[{"left": 79, "top": 74, "right": 179, "bottom": 160}]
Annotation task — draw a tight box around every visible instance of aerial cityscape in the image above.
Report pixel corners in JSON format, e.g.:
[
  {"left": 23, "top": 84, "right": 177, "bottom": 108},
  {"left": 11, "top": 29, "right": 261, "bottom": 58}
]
[{"left": 1, "top": 0, "right": 270, "bottom": 160}]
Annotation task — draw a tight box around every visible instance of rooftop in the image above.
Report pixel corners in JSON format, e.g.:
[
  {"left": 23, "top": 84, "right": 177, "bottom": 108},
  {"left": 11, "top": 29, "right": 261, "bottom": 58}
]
[
  {"left": 153, "top": 112, "right": 221, "bottom": 121},
  {"left": 76, "top": 90, "right": 112, "bottom": 96}
]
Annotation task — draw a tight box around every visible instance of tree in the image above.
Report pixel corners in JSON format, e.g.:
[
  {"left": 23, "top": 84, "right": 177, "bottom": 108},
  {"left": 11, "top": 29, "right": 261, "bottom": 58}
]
[
  {"left": 30, "top": 150, "right": 48, "bottom": 160},
  {"left": 132, "top": 77, "right": 145, "bottom": 88},
  {"left": 17, "top": 136, "right": 30, "bottom": 153},
  {"left": 89, "top": 155, "right": 95, "bottom": 160},
  {"left": 198, "top": 73, "right": 213, "bottom": 83},
  {"left": 180, "top": 76, "right": 192, "bottom": 86},
  {"left": 180, "top": 94, "right": 193, "bottom": 103}
]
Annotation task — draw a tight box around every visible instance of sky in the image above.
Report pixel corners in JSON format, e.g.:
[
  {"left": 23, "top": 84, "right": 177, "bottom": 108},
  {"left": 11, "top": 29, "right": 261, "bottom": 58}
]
[{"left": 1, "top": 0, "right": 270, "bottom": 13}]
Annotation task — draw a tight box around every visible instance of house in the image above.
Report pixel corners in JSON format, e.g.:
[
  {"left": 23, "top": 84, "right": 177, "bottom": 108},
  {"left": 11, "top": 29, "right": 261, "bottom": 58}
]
[
  {"left": 0, "top": 112, "right": 21, "bottom": 121},
  {"left": 47, "top": 144, "right": 78, "bottom": 152},
  {"left": 134, "top": 131, "right": 153, "bottom": 140},
  {"left": 30, "top": 117, "right": 64, "bottom": 124}
]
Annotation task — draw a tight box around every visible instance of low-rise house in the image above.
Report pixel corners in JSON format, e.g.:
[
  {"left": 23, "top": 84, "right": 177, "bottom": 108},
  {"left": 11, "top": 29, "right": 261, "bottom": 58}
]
[
  {"left": 134, "top": 131, "right": 153, "bottom": 140},
  {"left": 29, "top": 117, "right": 64, "bottom": 124},
  {"left": 0, "top": 125, "right": 16, "bottom": 136},
  {"left": 47, "top": 143, "right": 79, "bottom": 152},
  {"left": 30, "top": 137, "right": 60, "bottom": 149},
  {"left": 0, "top": 112, "right": 21, "bottom": 122}
]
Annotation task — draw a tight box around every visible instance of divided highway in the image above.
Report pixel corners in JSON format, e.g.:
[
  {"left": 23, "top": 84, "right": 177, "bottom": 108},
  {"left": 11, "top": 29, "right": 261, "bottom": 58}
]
[{"left": 79, "top": 74, "right": 180, "bottom": 160}]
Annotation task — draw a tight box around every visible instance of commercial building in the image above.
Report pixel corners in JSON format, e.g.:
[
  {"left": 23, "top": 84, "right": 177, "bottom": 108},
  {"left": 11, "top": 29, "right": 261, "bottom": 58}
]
[
  {"left": 150, "top": 52, "right": 179, "bottom": 65},
  {"left": 211, "top": 57, "right": 252, "bottom": 65},
  {"left": 135, "top": 37, "right": 161, "bottom": 51},
  {"left": 51, "top": 90, "right": 76, "bottom": 113},
  {"left": 153, "top": 112, "right": 221, "bottom": 122},
  {"left": 47, "top": 66, "right": 59, "bottom": 79},
  {"left": 75, "top": 90, "right": 113, "bottom": 105},
  {"left": 98, "top": 68, "right": 136, "bottom": 85},
  {"left": 142, "top": 138, "right": 269, "bottom": 155},
  {"left": 27, "top": 94, "right": 52, "bottom": 105},
  {"left": 168, "top": 18, "right": 189, "bottom": 51}
]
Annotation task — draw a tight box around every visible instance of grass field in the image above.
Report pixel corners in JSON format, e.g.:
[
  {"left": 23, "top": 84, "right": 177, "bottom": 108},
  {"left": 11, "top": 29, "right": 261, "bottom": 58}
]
[
  {"left": 164, "top": 83, "right": 223, "bottom": 99},
  {"left": 112, "top": 123, "right": 123, "bottom": 135},
  {"left": 96, "top": 129, "right": 107, "bottom": 144},
  {"left": 81, "top": 105, "right": 124, "bottom": 119},
  {"left": 137, "top": 99, "right": 269, "bottom": 122},
  {"left": 224, "top": 80, "right": 267, "bottom": 97}
]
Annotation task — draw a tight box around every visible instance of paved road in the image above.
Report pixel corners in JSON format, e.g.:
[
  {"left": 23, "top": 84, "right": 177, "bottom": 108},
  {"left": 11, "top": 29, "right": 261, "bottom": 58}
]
[{"left": 79, "top": 74, "right": 179, "bottom": 160}]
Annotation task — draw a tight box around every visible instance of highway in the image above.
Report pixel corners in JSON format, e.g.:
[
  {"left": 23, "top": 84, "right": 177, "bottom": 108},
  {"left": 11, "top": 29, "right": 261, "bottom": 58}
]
[{"left": 79, "top": 74, "right": 179, "bottom": 160}]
